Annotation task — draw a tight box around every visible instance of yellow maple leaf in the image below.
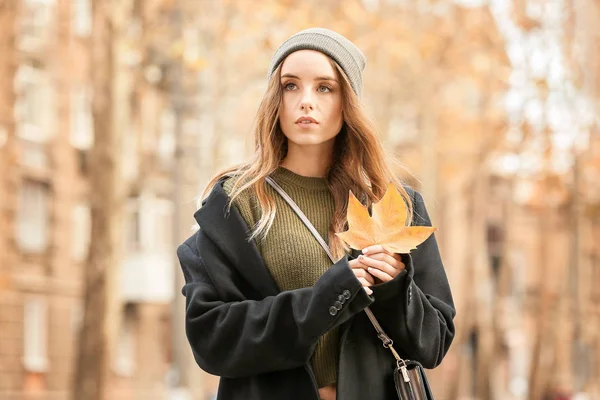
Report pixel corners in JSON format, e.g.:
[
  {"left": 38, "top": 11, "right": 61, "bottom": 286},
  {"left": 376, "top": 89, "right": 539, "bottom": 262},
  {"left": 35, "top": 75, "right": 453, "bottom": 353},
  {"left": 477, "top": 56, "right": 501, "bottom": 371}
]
[{"left": 336, "top": 183, "right": 437, "bottom": 254}]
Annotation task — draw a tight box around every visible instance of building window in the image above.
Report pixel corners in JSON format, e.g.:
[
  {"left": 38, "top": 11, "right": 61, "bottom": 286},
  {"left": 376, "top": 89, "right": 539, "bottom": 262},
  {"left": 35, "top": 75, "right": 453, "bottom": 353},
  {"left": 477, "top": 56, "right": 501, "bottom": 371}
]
[
  {"left": 71, "top": 0, "right": 92, "bottom": 37},
  {"left": 19, "top": 138, "right": 48, "bottom": 170},
  {"left": 126, "top": 195, "right": 173, "bottom": 253},
  {"left": 17, "top": 180, "right": 50, "bottom": 253},
  {"left": 70, "top": 87, "right": 94, "bottom": 150},
  {"left": 151, "top": 198, "right": 174, "bottom": 252},
  {"left": 18, "top": 0, "right": 56, "bottom": 51},
  {"left": 72, "top": 203, "right": 91, "bottom": 261},
  {"left": 122, "top": 195, "right": 175, "bottom": 302},
  {"left": 113, "top": 304, "right": 137, "bottom": 377},
  {"left": 23, "top": 296, "right": 49, "bottom": 372},
  {"left": 14, "top": 64, "right": 54, "bottom": 143}
]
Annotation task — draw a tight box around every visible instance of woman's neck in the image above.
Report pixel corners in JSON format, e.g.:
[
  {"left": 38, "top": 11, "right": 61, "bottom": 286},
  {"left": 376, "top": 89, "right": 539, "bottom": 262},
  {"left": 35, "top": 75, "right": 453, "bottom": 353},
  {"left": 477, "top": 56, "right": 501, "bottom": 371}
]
[{"left": 280, "top": 142, "right": 333, "bottom": 178}]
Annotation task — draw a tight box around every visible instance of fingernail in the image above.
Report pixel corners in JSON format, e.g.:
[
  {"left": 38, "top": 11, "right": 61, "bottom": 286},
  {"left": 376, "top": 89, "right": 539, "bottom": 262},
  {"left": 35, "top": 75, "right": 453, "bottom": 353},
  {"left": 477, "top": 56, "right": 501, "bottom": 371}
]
[
  {"left": 362, "top": 248, "right": 369, "bottom": 254},
  {"left": 358, "top": 255, "right": 363, "bottom": 260},
  {"left": 365, "top": 287, "right": 373, "bottom": 295}
]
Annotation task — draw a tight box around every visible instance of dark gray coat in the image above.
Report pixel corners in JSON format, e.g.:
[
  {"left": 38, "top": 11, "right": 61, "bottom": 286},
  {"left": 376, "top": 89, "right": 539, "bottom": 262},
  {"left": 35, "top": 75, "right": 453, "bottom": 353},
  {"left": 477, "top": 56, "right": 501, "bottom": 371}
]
[{"left": 177, "top": 179, "right": 455, "bottom": 400}]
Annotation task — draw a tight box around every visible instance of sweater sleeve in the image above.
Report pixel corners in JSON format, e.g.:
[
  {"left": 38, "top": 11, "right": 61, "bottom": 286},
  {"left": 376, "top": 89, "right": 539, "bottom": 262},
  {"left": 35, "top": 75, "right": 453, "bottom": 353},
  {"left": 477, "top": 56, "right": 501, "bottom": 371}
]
[
  {"left": 368, "top": 190, "right": 456, "bottom": 368},
  {"left": 177, "top": 239, "right": 374, "bottom": 378}
]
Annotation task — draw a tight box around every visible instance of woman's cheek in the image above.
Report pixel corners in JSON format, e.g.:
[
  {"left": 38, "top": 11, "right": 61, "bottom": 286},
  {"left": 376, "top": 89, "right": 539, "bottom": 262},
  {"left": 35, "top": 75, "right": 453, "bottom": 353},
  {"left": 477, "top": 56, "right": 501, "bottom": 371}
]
[{"left": 280, "top": 98, "right": 294, "bottom": 123}]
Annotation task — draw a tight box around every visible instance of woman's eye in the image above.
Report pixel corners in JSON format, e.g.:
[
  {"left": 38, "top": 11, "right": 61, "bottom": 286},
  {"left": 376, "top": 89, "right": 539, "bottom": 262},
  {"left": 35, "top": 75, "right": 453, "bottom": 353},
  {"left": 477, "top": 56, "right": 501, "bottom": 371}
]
[
  {"left": 318, "top": 85, "right": 332, "bottom": 93},
  {"left": 284, "top": 83, "right": 297, "bottom": 90}
]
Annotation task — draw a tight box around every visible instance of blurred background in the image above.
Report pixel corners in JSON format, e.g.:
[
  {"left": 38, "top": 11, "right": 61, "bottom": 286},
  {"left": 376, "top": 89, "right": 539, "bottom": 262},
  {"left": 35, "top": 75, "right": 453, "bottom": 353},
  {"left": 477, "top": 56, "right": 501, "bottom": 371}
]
[{"left": 0, "top": 0, "right": 599, "bottom": 399}]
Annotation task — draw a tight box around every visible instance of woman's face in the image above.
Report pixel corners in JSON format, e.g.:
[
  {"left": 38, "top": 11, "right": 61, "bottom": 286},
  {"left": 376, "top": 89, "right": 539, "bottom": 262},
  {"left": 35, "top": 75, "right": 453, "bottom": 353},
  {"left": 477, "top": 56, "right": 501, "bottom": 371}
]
[{"left": 279, "top": 50, "right": 344, "bottom": 149}]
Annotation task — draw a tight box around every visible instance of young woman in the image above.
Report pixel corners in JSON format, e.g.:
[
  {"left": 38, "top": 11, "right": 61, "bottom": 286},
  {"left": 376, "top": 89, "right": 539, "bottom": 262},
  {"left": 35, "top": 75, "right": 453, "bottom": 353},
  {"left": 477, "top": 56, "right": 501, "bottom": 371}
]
[{"left": 177, "top": 28, "right": 455, "bottom": 400}]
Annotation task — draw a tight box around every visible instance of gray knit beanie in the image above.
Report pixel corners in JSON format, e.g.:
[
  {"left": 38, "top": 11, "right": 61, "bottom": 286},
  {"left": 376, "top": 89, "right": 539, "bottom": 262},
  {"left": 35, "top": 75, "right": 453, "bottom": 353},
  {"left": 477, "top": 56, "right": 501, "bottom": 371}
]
[{"left": 267, "top": 28, "right": 367, "bottom": 98}]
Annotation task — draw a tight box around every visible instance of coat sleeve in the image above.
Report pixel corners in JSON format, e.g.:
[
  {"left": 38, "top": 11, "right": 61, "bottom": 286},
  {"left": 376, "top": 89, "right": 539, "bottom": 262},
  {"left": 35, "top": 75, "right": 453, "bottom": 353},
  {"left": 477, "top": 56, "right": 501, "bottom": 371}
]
[
  {"left": 177, "top": 240, "right": 374, "bottom": 378},
  {"left": 368, "top": 190, "right": 456, "bottom": 368}
]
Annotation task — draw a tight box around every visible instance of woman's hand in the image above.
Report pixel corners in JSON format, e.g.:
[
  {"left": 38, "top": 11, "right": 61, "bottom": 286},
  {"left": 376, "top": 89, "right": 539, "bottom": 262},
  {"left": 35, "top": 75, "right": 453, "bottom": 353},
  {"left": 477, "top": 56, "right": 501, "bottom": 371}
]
[
  {"left": 357, "top": 245, "right": 405, "bottom": 283},
  {"left": 349, "top": 258, "right": 374, "bottom": 295}
]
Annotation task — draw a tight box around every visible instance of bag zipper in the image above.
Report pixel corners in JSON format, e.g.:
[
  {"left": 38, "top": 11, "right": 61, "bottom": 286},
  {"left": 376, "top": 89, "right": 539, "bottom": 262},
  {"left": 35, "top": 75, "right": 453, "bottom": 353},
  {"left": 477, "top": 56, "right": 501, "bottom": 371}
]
[{"left": 400, "top": 364, "right": 410, "bottom": 382}]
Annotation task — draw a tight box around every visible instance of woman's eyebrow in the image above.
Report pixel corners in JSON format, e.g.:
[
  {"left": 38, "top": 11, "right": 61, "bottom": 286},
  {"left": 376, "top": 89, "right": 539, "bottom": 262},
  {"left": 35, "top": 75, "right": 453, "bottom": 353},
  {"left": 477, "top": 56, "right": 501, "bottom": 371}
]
[
  {"left": 280, "top": 73, "right": 339, "bottom": 83},
  {"left": 315, "top": 76, "right": 339, "bottom": 83}
]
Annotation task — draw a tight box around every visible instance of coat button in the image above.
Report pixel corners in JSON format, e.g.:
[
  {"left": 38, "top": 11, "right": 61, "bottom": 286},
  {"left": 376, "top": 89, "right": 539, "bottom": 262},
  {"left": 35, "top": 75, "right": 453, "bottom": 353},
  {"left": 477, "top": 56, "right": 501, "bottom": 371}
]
[
  {"left": 329, "top": 306, "right": 338, "bottom": 316},
  {"left": 342, "top": 290, "right": 351, "bottom": 299},
  {"left": 337, "top": 294, "right": 346, "bottom": 303},
  {"left": 333, "top": 301, "right": 343, "bottom": 310}
]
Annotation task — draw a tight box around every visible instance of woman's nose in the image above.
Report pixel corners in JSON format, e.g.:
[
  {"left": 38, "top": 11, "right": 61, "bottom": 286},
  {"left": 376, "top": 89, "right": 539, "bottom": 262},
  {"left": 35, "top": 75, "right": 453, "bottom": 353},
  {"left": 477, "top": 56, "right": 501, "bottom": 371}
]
[
  {"left": 300, "top": 91, "right": 315, "bottom": 111},
  {"left": 300, "top": 101, "right": 314, "bottom": 111}
]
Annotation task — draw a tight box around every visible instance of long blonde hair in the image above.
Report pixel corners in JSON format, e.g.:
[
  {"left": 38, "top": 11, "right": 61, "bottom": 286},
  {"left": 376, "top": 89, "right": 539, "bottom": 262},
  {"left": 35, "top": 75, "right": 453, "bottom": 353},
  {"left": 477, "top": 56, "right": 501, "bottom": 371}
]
[{"left": 201, "top": 57, "right": 413, "bottom": 260}]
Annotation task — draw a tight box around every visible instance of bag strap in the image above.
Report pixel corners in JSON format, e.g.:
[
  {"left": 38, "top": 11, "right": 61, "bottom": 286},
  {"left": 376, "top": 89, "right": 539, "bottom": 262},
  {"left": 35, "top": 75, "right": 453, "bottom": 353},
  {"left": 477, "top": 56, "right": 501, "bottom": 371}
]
[{"left": 265, "top": 176, "right": 407, "bottom": 369}]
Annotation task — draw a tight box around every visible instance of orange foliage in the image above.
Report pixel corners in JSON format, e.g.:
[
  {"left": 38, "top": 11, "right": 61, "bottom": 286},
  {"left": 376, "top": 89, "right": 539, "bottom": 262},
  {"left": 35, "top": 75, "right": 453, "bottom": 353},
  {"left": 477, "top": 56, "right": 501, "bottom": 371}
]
[{"left": 336, "top": 183, "right": 437, "bottom": 253}]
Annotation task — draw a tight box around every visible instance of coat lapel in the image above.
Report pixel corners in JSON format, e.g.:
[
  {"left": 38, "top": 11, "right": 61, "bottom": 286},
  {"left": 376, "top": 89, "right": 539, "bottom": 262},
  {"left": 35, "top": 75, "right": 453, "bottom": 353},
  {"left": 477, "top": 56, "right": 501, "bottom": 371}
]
[{"left": 194, "top": 179, "right": 280, "bottom": 298}]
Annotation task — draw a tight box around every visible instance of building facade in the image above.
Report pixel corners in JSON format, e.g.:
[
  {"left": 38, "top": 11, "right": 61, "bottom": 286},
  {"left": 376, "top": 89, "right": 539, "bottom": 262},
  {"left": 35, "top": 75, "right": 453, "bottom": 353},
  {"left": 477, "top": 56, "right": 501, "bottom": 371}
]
[{"left": 0, "top": 1, "right": 187, "bottom": 398}]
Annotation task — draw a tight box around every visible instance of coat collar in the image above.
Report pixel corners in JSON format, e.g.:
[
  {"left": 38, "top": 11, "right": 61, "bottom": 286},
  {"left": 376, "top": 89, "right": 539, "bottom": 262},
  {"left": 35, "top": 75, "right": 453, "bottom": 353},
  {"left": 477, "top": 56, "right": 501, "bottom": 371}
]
[{"left": 194, "top": 178, "right": 280, "bottom": 298}]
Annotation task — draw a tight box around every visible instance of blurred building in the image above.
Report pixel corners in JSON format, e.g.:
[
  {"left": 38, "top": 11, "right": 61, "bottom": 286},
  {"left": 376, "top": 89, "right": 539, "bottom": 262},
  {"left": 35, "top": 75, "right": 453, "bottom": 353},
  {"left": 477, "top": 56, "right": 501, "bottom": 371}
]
[{"left": 0, "top": 1, "right": 180, "bottom": 398}]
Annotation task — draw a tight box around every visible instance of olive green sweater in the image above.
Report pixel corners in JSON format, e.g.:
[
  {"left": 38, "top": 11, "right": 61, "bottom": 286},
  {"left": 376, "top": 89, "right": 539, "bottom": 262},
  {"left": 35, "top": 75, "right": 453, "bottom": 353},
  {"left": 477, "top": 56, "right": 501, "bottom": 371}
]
[{"left": 223, "top": 167, "right": 339, "bottom": 388}]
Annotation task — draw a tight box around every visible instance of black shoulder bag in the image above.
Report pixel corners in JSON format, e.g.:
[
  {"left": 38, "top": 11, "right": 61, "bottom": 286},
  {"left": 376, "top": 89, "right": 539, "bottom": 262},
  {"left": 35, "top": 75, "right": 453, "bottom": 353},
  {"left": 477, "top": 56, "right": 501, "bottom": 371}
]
[{"left": 266, "top": 177, "right": 435, "bottom": 400}]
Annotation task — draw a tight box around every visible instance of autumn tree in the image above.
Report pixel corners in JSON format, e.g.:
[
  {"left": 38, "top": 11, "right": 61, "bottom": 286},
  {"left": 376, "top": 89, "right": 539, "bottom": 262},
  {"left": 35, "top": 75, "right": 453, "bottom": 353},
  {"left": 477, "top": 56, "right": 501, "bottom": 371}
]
[{"left": 73, "top": 0, "right": 122, "bottom": 399}]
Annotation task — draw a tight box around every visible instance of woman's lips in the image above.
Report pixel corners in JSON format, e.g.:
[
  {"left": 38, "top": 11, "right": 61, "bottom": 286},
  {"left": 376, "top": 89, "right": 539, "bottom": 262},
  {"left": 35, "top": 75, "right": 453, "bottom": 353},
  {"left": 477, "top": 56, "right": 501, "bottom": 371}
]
[
  {"left": 296, "top": 121, "right": 318, "bottom": 128},
  {"left": 295, "top": 116, "right": 319, "bottom": 128},
  {"left": 296, "top": 116, "right": 318, "bottom": 124}
]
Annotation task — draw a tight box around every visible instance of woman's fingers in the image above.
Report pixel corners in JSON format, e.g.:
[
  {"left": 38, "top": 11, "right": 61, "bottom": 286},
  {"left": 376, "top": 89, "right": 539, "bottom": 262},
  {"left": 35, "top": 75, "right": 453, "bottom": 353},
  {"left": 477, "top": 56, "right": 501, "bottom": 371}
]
[
  {"left": 363, "top": 245, "right": 403, "bottom": 263},
  {"left": 358, "top": 277, "right": 374, "bottom": 289},
  {"left": 360, "top": 270, "right": 376, "bottom": 285},
  {"left": 362, "top": 252, "right": 398, "bottom": 267},
  {"left": 348, "top": 258, "right": 367, "bottom": 269},
  {"left": 350, "top": 260, "right": 375, "bottom": 294},
  {"left": 362, "top": 245, "right": 387, "bottom": 256},
  {"left": 351, "top": 265, "right": 375, "bottom": 285},
  {"left": 358, "top": 254, "right": 398, "bottom": 278},
  {"left": 365, "top": 266, "right": 394, "bottom": 283},
  {"left": 351, "top": 252, "right": 406, "bottom": 285},
  {"left": 354, "top": 273, "right": 374, "bottom": 295}
]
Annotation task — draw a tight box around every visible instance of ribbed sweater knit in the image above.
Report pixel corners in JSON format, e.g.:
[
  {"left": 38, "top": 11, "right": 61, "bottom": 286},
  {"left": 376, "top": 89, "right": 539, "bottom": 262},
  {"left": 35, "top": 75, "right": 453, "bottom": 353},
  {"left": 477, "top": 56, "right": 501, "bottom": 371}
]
[{"left": 223, "top": 167, "right": 339, "bottom": 388}]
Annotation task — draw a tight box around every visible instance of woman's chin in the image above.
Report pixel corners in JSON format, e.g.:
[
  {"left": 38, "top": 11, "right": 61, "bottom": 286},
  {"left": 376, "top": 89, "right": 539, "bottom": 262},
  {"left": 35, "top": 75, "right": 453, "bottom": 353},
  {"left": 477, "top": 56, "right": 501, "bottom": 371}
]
[
  {"left": 286, "top": 132, "right": 337, "bottom": 147},
  {"left": 289, "top": 138, "right": 331, "bottom": 147}
]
